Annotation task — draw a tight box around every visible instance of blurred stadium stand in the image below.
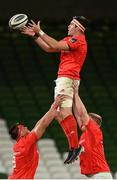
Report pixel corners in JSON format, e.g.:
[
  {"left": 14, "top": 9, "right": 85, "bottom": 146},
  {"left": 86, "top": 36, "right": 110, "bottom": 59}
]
[{"left": 0, "top": 19, "right": 117, "bottom": 178}]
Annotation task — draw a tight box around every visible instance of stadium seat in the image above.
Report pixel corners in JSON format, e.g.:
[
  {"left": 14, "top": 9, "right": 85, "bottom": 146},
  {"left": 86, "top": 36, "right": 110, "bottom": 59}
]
[{"left": 0, "top": 161, "right": 6, "bottom": 174}]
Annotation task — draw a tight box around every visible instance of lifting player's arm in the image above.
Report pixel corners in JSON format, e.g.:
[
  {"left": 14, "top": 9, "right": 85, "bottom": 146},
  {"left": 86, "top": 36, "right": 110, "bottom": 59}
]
[
  {"left": 32, "top": 94, "right": 66, "bottom": 139},
  {"left": 73, "top": 85, "right": 89, "bottom": 129}
]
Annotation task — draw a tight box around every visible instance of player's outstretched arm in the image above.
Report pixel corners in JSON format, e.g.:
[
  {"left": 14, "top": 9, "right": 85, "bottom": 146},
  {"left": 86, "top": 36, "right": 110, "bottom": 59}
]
[
  {"left": 28, "top": 20, "right": 69, "bottom": 52},
  {"left": 32, "top": 94, "right": 66, "bottom": 139},
  {"left": 20, "top": 25, "right": 56, "bottom": 53},
  {"left": 34, "top": 37, "right": 58, "bottom": 53}
]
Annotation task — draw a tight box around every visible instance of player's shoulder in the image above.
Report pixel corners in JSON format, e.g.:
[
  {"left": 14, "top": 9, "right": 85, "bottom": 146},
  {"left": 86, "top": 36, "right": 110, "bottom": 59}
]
[
  {"left": 87, "top": 118, "right": 98, "bottom": 128},
  {"left": 15, "top": 132, "right": 36, "bottom": 144},
  {"left": 62, "top": 36, "right": 70, "bottom": 41},
  {"left": 30, "top": 130, "right": 39, "bottom": 140},
  {"left": 88, "top": 118, "right": 101, "bottom": 133},
  {"left": 26, "top": 131, "right": 37, "bottom": 139},
  {"left": 71, "top": 35, "right": 86, "bottom": 45},
  {"left": 77, "top": 35, "right": 86, "bottom": 43},
  {"left": 16, "top": 131, "right": 38, "bottom": 147},
  {"left": 63, "top": 35, "right": 79, "bottom": 43}
]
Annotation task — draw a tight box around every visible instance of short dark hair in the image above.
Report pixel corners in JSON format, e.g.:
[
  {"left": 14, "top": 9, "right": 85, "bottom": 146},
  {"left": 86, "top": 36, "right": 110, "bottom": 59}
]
[
  {"left": 9, "top": 124, "right": 19, "bottom": 140},
  {"left": 73, "top": 16, "right": 89, "bottom": 30},
  {"left": 9, "top": 123, "right": 24, "bottom": 140}
]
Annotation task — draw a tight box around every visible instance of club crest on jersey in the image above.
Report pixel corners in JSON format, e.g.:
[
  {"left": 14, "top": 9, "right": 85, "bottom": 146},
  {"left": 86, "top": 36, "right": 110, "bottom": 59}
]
[{"left": 70, "top": 38, "right": 77, "bottom": 43}]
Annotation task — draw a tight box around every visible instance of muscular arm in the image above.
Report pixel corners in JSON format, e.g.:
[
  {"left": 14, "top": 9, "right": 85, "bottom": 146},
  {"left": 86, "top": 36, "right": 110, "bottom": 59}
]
[
  {"left": 34, "top": 37, "right": 59, "bottom": 53},
  {"left": 73, "top": 93, "right": 89, "bottom": 128},
  {"left": 32, "top": 94, "right": 65, "bottom": 139},
  {"left": 39, "top": 32, "right": 69, "bottom": 51},
  {"left": 32, "top": 107, "right": 56, "bottom": 139},
  {"left": 30, "top": 21, "right": 69, "bottom": 51},
  {"left": 20, "top": 26, "right": 56, "bottom": 52},
  {"left": 22, "top": 20, "right": 69, "bottom": 52}
]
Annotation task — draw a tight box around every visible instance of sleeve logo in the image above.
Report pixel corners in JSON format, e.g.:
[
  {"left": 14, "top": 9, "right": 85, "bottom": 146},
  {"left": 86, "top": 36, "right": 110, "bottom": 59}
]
[{"left": 70, "top": 38, "right": 77, "bottom": 43}]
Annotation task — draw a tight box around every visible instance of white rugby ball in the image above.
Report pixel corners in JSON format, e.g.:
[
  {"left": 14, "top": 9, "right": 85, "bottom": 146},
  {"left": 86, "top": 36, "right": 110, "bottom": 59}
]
[{"left": 9, "top": 14, "right": 28, "bottom": 30}]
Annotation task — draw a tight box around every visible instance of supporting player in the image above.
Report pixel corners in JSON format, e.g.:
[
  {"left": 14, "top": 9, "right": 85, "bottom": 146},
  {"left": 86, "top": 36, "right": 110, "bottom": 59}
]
[
  {"left": 72, "top": 84, "right": 113, "bottom": 179},
  {"left": 8, "top": 94, "right": 65, "bottom": 179}
]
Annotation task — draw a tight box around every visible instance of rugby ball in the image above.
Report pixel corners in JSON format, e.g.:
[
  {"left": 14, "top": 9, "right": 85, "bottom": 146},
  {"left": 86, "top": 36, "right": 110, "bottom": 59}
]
[{"left": 9, "top": 14, "right": 28, "bottom": 30}]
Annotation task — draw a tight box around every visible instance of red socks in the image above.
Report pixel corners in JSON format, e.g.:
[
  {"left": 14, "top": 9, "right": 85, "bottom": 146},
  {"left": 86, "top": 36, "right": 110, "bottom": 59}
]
[{"left": 60, "top": 115, "right": 78, "bottom": 149}]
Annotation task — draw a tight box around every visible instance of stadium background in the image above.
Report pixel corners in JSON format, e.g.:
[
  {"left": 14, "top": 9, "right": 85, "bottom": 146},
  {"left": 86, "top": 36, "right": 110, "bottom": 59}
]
[{"left": 0, "top": 0, "right": 117, "bottom": 178}]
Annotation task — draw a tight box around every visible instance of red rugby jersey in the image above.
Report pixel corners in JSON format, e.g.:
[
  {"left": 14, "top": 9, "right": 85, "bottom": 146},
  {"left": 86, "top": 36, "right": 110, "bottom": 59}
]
[
  {"left": 79, "top": 119, "right": 110, "bottom": 175},
  {"left": 8, "top": 131, "right": 39, "bottom": 179},
  {"left": 58, "top": 35, "right": 87, "bottom": 80}
]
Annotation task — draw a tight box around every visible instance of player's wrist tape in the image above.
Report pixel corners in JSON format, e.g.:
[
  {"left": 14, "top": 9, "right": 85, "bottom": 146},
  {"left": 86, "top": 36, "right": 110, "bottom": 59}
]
[
  {"left": 33, "top": 30, "right": 44, "bottom": 40},
  {"left": 38, "top": 30, "right": 45, "bottom": 36}
]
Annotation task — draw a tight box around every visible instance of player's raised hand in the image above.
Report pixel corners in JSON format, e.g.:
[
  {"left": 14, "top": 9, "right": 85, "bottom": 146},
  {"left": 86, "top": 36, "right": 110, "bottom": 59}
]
[
  {"left": 20, "top": 26, "right": 35, "bottom": 37},
  {"left": 51, "top": 94, "right": 66, "bottom": 109},
  {"left": 28, "top": 20, "right": 41, "bottom": 35}
]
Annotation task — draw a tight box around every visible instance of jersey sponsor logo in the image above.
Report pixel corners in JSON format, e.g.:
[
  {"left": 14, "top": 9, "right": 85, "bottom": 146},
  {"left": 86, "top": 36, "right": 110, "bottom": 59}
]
[{"left": 70, "top": 38, "right": 77, "bottom": 43}]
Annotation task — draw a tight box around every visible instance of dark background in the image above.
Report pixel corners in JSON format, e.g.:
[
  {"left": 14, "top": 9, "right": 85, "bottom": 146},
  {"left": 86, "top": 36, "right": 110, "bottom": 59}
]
[{"left": 0, "top": 0, "right": 117, "bottom": 22}]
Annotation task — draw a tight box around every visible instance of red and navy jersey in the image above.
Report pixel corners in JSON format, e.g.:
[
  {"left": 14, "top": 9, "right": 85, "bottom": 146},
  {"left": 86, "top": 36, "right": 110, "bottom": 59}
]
[
  {"left": 8, "top": 131, "right": 39, "bottom": 179},
  {"left": 79, "top": 119, "right": 110, "bottom": 175},
  {"left": 58, "top": 35, "right": 87, "bottom": 80}
]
